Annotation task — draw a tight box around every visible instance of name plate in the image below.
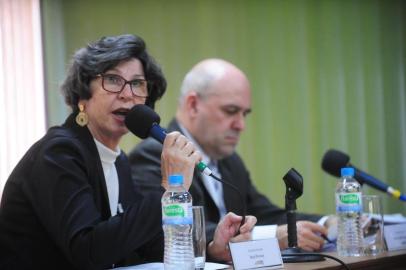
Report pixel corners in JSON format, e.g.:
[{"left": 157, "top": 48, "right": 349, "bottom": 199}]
[
  {"left": 229, "top": 238, "right": 283, "bottom": 270},
  {"left": 384, "top": 223, "right": 406, "bottom": 251}
]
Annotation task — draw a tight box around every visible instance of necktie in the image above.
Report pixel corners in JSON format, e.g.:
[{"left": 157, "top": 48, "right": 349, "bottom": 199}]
[
  {"left": 202, "top": 160, "right": 226, "bottom": 217},
  {"left": 209, "top": 160, "right": 221, "bottom": 193}
]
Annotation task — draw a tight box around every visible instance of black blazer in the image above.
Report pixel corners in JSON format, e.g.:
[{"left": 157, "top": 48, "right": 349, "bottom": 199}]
[
  {"left": 0, "top": 114, "right": 164, "bottom": 270},
  {"left": 129, "top": 119, "right": 321, "bottom": 242}
]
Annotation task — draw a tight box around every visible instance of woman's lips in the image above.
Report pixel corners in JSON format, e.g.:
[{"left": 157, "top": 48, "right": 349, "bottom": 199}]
[
  {"left": 113, "top": 113, "right": 126, "bottom": 122},
  {"left": 112, "top": 109, "right": 129, "bottom": 123}
]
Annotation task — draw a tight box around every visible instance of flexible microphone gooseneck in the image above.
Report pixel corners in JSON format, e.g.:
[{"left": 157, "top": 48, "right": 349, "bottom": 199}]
[
  {"left": 321, "top": 149, "right": 406, "bottom": 202},
  {"left": 125, "top": 104, "right": 246, "bottom": 226}
]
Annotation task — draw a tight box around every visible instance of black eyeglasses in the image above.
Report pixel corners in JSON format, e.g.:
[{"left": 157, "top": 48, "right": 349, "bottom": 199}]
[{"left": 96, "top": 73, "right": 149, "bottom": 98}]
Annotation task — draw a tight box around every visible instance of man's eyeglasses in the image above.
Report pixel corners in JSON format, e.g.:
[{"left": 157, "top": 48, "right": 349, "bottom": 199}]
[{"left": 96, "top": 73, "right": 149, "bottom": 98}]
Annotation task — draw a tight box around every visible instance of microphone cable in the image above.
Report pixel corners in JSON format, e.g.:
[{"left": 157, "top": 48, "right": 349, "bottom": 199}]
[
  {"left": 207, "top": 172, "right": 246, "bottom": 228},
  {"left": 283, "top": 252, "right": 350, "bottom": 270}
]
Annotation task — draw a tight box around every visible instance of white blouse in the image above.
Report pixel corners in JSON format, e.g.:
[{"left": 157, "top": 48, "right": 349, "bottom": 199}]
[{"left": 94, "top": 138, "right": 120, "bottom": 216}]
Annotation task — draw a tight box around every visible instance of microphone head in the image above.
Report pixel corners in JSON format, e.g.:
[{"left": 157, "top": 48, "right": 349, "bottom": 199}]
[
  {"left": 125, "top": 104, "right": 161, "bottom": 139},
  {"left": 283, "top": 168, "right": 303, "bottom": 199},
  {"left": 321, "top": 149, "right": 350, "bottom": 177}
]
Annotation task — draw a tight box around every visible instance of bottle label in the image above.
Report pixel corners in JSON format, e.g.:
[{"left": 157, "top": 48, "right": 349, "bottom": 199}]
[
  {"left": 336, "top": 192, "right": 362, "bottom": 213},
  {"left": 162, "top": 203, "right": 193, "bottom": 225}
]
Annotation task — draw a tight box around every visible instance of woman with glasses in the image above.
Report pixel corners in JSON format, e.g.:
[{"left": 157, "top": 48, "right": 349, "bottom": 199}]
[{"left": 0, "top": 34, "right": 256, "bottom": 269}]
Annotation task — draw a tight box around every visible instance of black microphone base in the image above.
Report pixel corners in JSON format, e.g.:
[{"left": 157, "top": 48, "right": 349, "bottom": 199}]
[{"left": 282, "top": 247, "right": 325, "bottom": 263}]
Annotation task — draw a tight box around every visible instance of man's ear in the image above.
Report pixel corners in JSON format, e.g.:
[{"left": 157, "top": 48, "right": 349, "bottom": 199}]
[{"left": 184, "top": 91, "right": 200, "bottom": 117}]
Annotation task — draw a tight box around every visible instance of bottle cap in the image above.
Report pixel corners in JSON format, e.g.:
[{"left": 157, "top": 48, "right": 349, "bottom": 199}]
[
  {"left": 341, "top": 167, "right": 355, "bottom": 177},
  {"left": 168, "top": 174, "right": 183, "bottom": 185}
]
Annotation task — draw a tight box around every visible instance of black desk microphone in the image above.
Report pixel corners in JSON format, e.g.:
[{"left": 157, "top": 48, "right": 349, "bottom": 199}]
[{"left": 281, "top": 168, "right": 325, "bottom": 263}]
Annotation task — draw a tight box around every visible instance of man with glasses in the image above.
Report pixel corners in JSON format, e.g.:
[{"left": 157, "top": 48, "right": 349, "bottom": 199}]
[{"left": 129, "top": 58, "right": 334, "bottom": 252}]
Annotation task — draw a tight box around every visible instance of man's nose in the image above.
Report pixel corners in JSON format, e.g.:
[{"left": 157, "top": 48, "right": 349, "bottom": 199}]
[{"left": 232, "top": 113, "right": 245, "bottom": 131}]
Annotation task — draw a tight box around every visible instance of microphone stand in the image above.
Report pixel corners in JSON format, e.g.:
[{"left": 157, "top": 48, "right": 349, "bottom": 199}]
[{"left": 281, "top": 169, "right": 325, "bottom": 263}]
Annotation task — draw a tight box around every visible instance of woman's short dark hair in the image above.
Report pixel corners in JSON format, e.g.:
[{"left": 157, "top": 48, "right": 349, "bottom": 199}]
[{"left": 61, "top": 34, "right": 166, "bottom": 110}]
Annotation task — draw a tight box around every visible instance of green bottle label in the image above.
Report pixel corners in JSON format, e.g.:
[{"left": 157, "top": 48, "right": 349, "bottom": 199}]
[
  {"left": 162, "top": 203, "right": 193, "bottom": 225},
  {"left": 163, "top": 204, "right": 185, "bottom": 217},
  {"left": 339, "top": 193, "right": 360, "bottom": 204},
  {"left": 336, "top": 192, "right": 362, "bottom": 213}
]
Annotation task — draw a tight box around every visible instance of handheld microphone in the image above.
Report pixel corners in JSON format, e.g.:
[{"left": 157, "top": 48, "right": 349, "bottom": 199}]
[
  {"left": 124, "top": 105, "right": 212, "bottom": 176},
  {"left": 321, "top": 149, "right": 406, "bottom": 202},
  {"left": 125, "top": 104, "right": 246, "bottom": 224}
]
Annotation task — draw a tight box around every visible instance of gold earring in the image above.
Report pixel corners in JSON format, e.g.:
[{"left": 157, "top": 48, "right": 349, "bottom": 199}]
[{"left": 75, "top": 104, "right": 88, "bottom": 126}]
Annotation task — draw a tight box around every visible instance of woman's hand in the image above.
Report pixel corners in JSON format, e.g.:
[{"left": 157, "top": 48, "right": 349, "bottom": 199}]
[
  {"left": 207, "top": 213, "right": 257, "bottom": 262},
  {"left": 160, "top": 131, "right": 202, "bottom": 190}
]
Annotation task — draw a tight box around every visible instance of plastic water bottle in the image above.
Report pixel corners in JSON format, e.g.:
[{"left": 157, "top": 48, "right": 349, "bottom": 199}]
[
  {"left": 335, "top": 167, "right": 363, "bottom": 256},
  {"left": 162, "top": 175, "right": 194, "bottom": 270}
]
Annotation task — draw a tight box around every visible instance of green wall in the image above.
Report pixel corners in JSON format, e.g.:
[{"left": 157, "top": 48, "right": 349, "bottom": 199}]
[{"left": 42, "top": 0, "right": 406, "bottom": 215}]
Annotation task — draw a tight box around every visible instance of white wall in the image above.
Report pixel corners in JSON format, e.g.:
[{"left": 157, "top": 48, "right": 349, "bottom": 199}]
[{"left": 0, "top": 0, "right": 46, "bottom": 195}]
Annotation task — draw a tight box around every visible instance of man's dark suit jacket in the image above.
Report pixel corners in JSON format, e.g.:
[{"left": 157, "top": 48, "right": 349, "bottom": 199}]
[
  {"left": 129, "top": 119, "right": 321, "bottom": 243},
  {"left": 0, "top": 114, "right": 164, "bottom": 270}
]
